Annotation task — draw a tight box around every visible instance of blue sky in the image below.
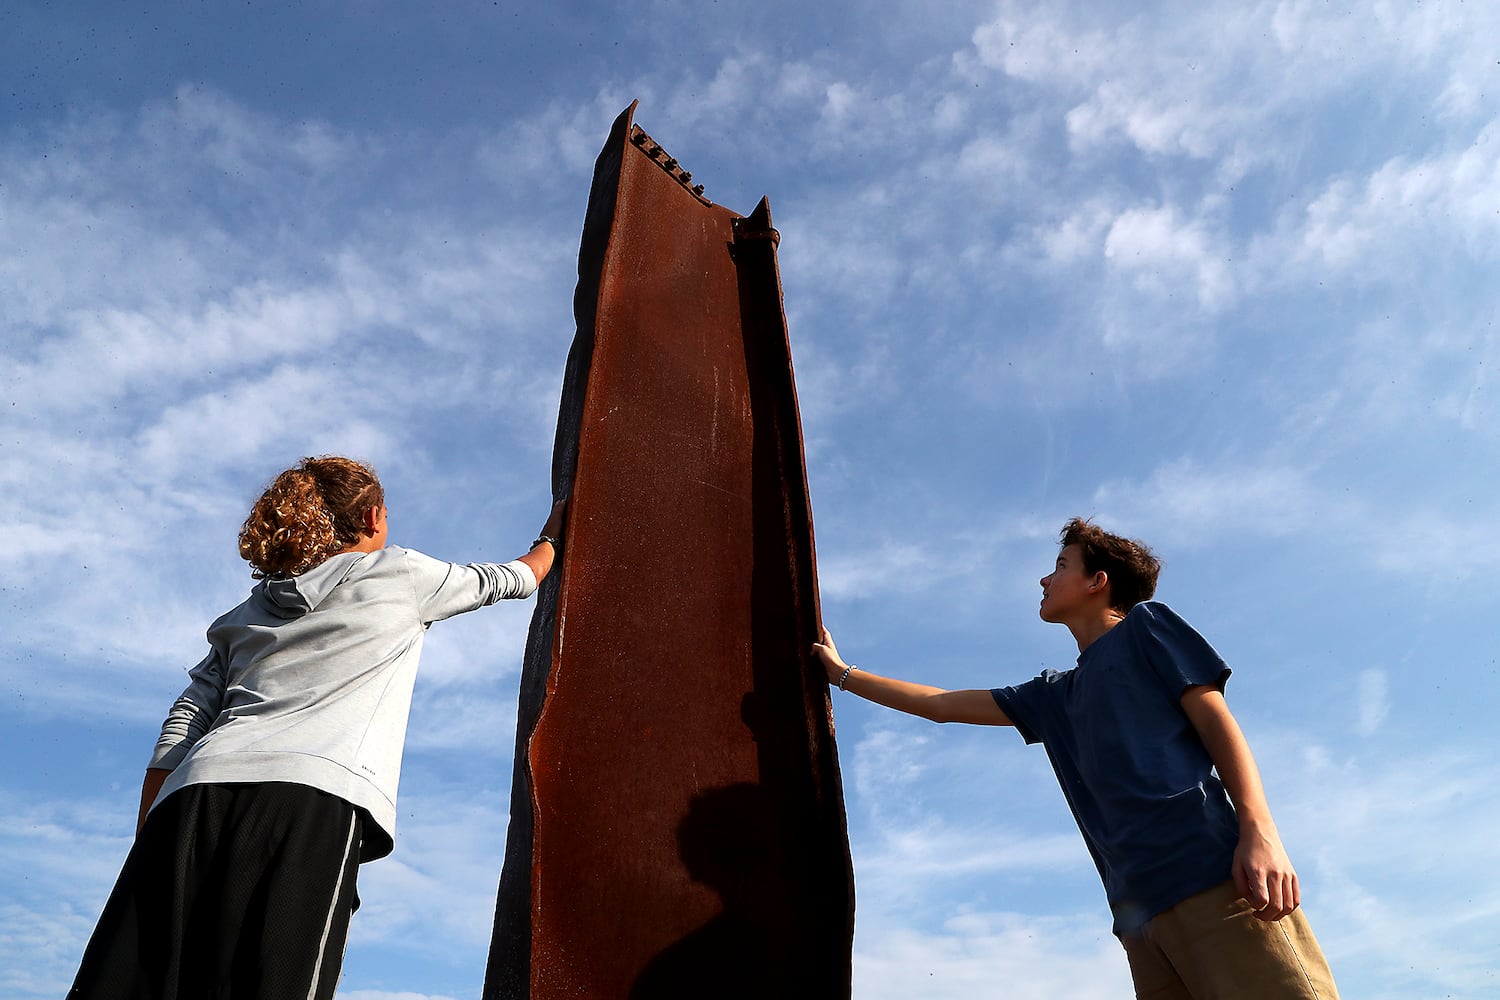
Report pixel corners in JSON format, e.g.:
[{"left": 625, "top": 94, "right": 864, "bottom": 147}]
[{"left": 3, "top": 1, "right": 1498, "bottom": 997}]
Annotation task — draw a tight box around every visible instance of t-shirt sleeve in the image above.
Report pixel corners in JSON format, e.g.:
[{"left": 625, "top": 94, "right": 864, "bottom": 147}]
[
  {"left": 1128, "top": 602, "right": 1231, "bottom": 697},
  {"left": 991, "top": 670, "right": 1064, "bottom": 745},
  {"left": 400, "top": 548, "right": 538, "bottom": 623}
]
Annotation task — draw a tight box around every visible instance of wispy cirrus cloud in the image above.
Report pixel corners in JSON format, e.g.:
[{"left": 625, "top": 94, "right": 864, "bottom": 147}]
[
  {"left": 337, "top": 784, "right": 515, "bottom": 995},
  {"left": 1264, "top": 739, "right": 1500, "bottom": 1000},
  {"left": 853, "top": 909, "right": 1131, "bottom": 1000},
  {"left": 1280, "top": 119, "right": 1500, "bottom": 279},
  {"left": 0, "top": 791, "right": 135, "bottom": 998},
  {"left": 1091, "top": 452, "right": 1500, "bottom": 587},
  {"left": 1092, "top": 458, "right": 1325, "bottom": 541},
  {"left": 7, "top": 4, "right": 1500, "bottom": 997}
]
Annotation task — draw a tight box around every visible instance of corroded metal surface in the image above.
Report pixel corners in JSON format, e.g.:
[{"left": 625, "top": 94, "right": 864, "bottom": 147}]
[{"left": 484, "top": 103, "right": 853, "bottom": 999}]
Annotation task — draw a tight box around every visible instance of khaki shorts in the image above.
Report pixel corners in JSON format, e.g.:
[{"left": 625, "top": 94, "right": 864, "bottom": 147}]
[{"left": 1120, "top": 880, "right": 1340, "bottom": 999}]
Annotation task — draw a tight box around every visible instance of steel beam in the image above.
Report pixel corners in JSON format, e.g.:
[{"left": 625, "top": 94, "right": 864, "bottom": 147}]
[{"left": 484, "top": 102, "right": 853, "bottom": 999}]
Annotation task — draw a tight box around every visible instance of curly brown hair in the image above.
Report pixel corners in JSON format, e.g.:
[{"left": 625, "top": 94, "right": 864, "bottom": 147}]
[
  {"left": 238, "top": 456, "right": 384, "bottom": 578},
  {"left": 1059, "top": 517, "right": 1161, "bottom": 613}
]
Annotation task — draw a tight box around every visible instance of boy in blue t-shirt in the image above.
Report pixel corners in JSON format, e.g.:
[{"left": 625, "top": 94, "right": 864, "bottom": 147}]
[{"left": 814, "top": 518, "right": 1339, "bottom": 999}]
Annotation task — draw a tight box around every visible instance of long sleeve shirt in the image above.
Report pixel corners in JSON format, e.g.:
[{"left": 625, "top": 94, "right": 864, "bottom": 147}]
[{"left": 149, "top": 545, "right": 536, "bottom": 861}]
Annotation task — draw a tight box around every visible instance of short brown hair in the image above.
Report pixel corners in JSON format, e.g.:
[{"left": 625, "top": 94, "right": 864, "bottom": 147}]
[
  {"left": 238, "top": 456, "right": 384, "bottom": 578},
  {"left": 1059, "top": 517, "right": 1160, "bottom": 612}
]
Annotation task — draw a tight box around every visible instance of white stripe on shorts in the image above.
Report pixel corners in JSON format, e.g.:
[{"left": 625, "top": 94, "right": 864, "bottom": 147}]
[{"left": 307, "top": 812, "right": 360, "bottom": 1000}]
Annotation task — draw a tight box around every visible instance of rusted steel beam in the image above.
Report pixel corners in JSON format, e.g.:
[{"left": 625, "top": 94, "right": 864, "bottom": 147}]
[{"left": 484, "top": 102, "right": 853, "bottom": 999}]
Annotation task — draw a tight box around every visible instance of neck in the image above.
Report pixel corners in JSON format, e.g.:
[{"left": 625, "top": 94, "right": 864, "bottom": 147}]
[
  {"left": 1067, "top": 606, "right": 1126, "bottom": 653},
  {"left": 342, "top": 534, "right": 385, "bottom": 555}
]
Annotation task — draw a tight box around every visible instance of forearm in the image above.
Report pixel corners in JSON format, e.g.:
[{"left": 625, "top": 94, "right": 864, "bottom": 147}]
[
  {"left": 1182, "top": 685, "right": 1300, "bottom": 917},
  {"left": 151, "top": 694, "right": 216, "bottom": 771},
  {"left": 851, "top": 671, "right": 1011, "bottom": 725},
  {"left": 843, "top": 667, "right": 955, "bottom": 721},
  {"left": 137, "top": 768, "right": 171, "bottom": 835},
  {"left": 817, "top": 631, "right": 1011, "bottom": 726}
]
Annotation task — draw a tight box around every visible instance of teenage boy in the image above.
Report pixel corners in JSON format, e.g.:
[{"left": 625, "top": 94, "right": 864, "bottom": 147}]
[{"left": 814, "top": 518, "right": 1339, "bottom": 999}]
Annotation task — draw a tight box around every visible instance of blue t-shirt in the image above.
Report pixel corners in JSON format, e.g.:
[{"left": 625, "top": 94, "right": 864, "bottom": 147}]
[{"left": 990, "top": 601, "right": 1239, "bottom": 934}]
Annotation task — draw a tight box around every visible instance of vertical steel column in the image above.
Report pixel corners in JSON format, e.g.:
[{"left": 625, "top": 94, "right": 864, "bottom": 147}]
[{"left": 484, "top": 103, "right": 853, "bottom": 999}]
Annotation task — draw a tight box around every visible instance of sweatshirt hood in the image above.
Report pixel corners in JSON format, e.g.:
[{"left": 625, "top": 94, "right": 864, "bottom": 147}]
[{"left": 259, "top": 551, "right": 367, "bottom": 618}]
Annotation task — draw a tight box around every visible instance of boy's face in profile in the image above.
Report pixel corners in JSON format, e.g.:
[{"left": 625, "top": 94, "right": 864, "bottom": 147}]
[{"left": 1039, "top": 543, "right": 1098, "bottom": 623}]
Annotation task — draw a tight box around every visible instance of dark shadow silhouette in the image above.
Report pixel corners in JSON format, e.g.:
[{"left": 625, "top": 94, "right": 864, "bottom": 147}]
[{"left": 630, "top": 784, "right": 795, "bottom": 999}]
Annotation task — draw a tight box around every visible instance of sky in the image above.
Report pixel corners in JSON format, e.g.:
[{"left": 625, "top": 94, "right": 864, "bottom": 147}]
[{"left": 3, "top": 1, "right": 1498, "bottom": 997}]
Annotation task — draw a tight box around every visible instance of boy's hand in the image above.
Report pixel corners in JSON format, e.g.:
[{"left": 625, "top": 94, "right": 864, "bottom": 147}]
[
  {"left": 1233, "top": 823, "right": 1300, "bottom": 921},
  {"left": 519, "top": 499, "right": 569, "bottom": 585},
  {"left": 539, "top": 498, "right": 568, "bottom": 542},
  {"left": 812, "top": 627, "right": 849, "bottom": 685}
]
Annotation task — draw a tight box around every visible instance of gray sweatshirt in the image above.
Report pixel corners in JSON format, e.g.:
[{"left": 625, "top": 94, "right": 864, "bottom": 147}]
[{"left": 148, "top": 545, "right": 536, "bottom": 861}]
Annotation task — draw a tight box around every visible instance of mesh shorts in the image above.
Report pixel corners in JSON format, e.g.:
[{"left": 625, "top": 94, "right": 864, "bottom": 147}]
[{"left": 68, "top": 781, "right": 363, "bottom": 1000}]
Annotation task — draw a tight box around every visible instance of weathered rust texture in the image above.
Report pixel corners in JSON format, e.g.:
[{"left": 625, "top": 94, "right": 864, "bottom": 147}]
[{"left": 484, "top": 102, "right": 853, "bottom": 998}]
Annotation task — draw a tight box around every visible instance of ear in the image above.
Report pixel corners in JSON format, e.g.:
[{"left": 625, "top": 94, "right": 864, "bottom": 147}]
[
  {"left": 1088, "top": 570, "right": 1109, "bottom": 594},
  {"left": 360, "top": 506, "right": 381, "bottom": 535}
]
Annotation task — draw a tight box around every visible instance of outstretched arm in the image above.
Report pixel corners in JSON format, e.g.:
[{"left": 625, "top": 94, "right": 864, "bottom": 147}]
[
  {"left": 1181, "top": 685, "right": 1299, "bottom": 921},
  {"left": 813, "top": 627, "right": 1012, "bottom": 726}
]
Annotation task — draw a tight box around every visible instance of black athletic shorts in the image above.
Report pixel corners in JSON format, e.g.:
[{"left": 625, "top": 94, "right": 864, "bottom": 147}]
[{"left": 68, "top": 781, "right": 363, "bottom": 1000}]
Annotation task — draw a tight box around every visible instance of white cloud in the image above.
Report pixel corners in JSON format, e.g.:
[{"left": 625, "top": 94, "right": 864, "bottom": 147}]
[
  {"left": 6, "top": 7, "right": 1500, "bottom": 998},
  {"left": 968, "top": 11, "right": 1114, "bottom": 85},
  {"left": 347, "top": 787, "right": 511, "bottom": 959},
  {"left": 136, "top": 366, "right": 397, "bottom": 478},
  {"left": 1093, "top": 458, "right": 1323, "bottom": 541},
  {"left": 858, "top": 820, "right": 1083, "bottom": 885},
  {"left": 1265, "top": 740, "right": 1500, "bottom": 999},
  {"left": 1066, "top": 80, "right": 1219, "bottom": 161},
  {"left": 852, "top": 724, "right": 932, "bottom": 800},
  {"left": 143, "top": 84, "right": 369, "bottom": 182},
  {"left": 0, "top": 85, "right": 583, "bottom": 723},
  {"left": 969, "top": 1, "right": 1500, "bottom": 168},
  {"left": 853, "top": 910, "right": 1132, "bottom": 1000},
  {"left": 1102, "top": 203, "right": 1233, "bottom": 311},
  {"left": 1287, "top": 119, "right": 1500, "bottom": 277},
  {"left": 822, "top": 80, "right": 859, "bottom": 121},
  {"left": 951, "top": 134, "right": 1032, "bottom": 206},
  {"left": 1269, "top": 0, "right": 1500, "bottom": 121},
  {"left": 0, "top": 791, "right": 137, "bottom": 998},
  {"left": 1026, "top": 196, "right": 1116, "bottom": 268},
  {"left": 843, "top": 722, "right": 1089, "bottom": 912},
  {"left": 967, "top": 4, "right": 1260, "bottom": 163},
  {"left": 1091, "top": 454, "right": 1500, "bottom": 588},
  {"left": 615, "top": 48, "right": 885, "bottom": 163},
  {"left": 818, "top": 540, "right": 933, "bottom": 601},
  {"left": 481, "top": 92, "right": 628, "bottom": 190}
]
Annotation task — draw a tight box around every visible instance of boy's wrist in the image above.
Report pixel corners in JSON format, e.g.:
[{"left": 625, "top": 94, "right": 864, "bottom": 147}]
[{"left": 1237, "top": 814, "right": 1278, "bottom": 838}]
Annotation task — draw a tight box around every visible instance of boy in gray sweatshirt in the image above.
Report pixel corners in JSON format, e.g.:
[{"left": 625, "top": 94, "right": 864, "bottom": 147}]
[{"left": 69, "top": 455, "right": 565, "bottom": 1000}]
